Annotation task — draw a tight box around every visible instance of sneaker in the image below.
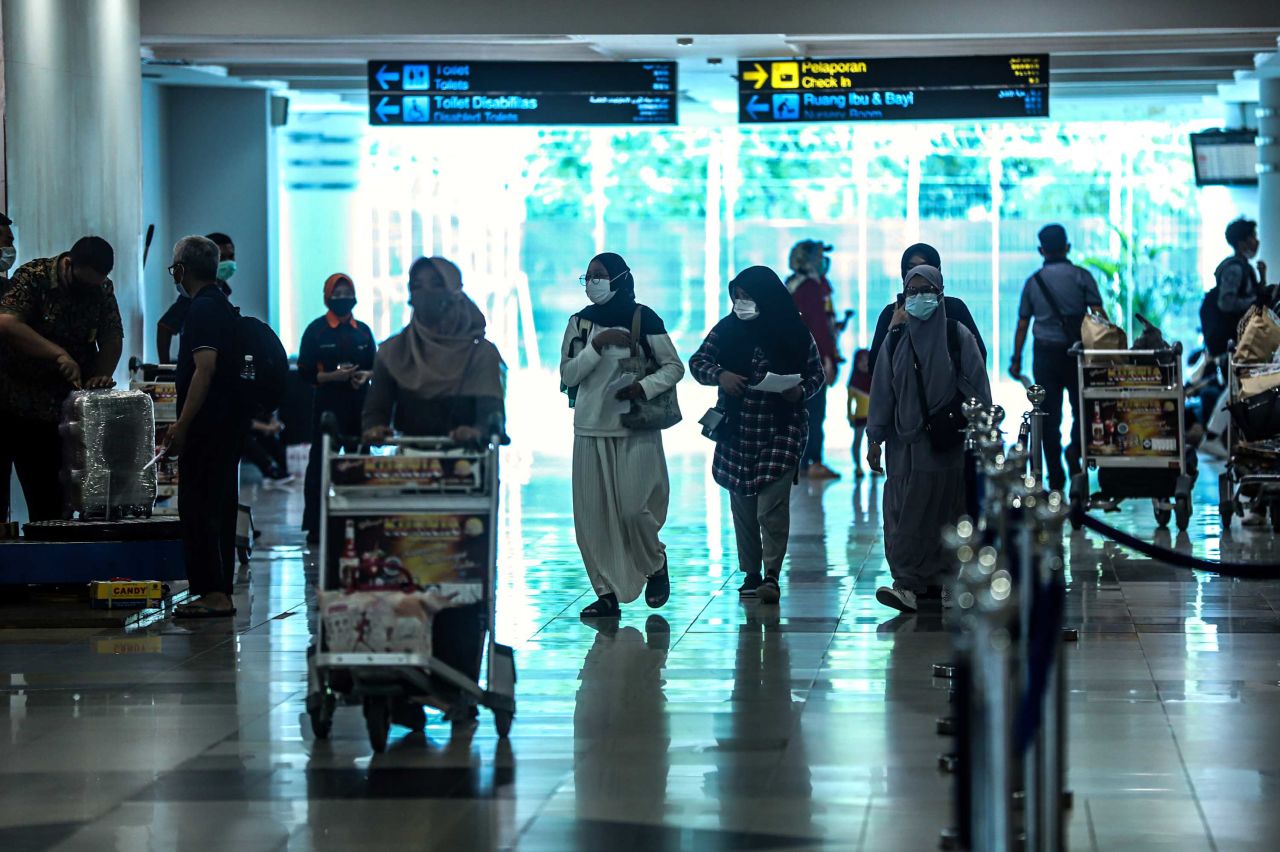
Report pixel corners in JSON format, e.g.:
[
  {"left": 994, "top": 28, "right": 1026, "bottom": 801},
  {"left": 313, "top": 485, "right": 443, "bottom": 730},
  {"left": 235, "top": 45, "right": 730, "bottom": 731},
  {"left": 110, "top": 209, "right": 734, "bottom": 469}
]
[
  {"left": 738, "top": 572, "right": 763, "bottom": 597},
  {"left": 1243, "top": 510, "right": 1268, "bottom": 528},
  {"left": 757, "top": 575, "right": 781, "bottom": 605},
  {"left": 876, "top": 584, "right": 918, "bottom": 613},
  {"left": 808, "top": 462, "right": 841, "bottom": 480},
  {"left": 941, "top": 586, "right": 954, "bottom": 609}
]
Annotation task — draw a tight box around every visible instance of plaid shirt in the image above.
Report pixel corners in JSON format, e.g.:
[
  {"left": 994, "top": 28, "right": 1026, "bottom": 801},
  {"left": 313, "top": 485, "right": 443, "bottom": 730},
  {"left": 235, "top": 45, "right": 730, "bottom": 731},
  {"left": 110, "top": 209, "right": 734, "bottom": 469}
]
[{"left": 690, "top": 329, "right": 825, "bottom": 495}]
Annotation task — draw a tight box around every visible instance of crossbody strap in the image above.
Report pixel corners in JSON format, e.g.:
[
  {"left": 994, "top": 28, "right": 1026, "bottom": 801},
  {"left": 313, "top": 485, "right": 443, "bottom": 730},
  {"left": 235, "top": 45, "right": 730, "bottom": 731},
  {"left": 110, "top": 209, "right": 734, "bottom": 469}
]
[{"left": 1033, "top": 272, "right": 1071, "bottom": 331}]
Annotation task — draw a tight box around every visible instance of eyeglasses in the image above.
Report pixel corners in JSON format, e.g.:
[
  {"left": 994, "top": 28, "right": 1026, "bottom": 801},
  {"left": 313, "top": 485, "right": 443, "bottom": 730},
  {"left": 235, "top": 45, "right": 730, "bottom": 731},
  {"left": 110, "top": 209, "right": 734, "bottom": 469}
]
[
  {"left": 577, "top": 269, "right": 629, "bottom": 286},
  {"left": 167, "top": 263, "right": 183, "bottom": 277}
]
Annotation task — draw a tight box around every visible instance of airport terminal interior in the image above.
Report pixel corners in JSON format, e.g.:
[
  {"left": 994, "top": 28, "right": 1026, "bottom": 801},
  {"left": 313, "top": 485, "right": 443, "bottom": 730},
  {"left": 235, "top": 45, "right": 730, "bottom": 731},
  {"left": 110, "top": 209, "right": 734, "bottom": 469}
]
[{"left": 3, "top": 1, "right": 1280, "bottom": 849}]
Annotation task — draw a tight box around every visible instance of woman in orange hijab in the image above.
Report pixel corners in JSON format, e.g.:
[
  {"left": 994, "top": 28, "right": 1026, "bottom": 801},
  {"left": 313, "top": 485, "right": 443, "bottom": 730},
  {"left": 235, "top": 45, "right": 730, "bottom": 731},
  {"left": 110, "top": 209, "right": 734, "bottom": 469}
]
[{"left": 298, "top": 273, "right": 377, "bottom": 543}]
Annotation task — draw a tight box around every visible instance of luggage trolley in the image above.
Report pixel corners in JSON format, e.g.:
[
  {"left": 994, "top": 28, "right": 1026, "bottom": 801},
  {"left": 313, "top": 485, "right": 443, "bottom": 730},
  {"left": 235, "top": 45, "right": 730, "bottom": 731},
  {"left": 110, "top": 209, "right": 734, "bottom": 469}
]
[
  {"left": 306, "top": 427, "right": 516, "bottom": 750},
  {"left": 1217, "top": 354, "right": 1280, "bottom": 531},
  {"left": 1068, "top": 342, "right": 1194, "bottom": 531}
]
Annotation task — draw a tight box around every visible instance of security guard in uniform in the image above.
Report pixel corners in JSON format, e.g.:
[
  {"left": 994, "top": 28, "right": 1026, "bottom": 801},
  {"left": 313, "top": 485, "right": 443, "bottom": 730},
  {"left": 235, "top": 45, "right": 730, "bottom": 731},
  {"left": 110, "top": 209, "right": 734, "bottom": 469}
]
[{"left": 298, "top": 273, "right": 376, "bottom": 542}]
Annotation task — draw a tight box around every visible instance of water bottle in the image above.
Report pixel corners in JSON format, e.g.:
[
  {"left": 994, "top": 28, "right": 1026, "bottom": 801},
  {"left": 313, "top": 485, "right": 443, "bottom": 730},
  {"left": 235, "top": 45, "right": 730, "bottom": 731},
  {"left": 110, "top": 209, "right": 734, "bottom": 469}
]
[{"left": 240, "top": 354, "right": 255, "bottom": 382}]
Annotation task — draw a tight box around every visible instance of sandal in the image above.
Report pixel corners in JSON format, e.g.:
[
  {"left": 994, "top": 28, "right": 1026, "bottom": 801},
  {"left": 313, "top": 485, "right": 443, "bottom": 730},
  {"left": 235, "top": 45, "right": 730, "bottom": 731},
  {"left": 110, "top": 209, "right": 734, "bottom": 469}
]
[
  {"left": 645, "top": 562, "right": 670, "bottom": 609},
  {"left": 174, "top": 601, "right": 237, "bottom": 619},
  {"left": 580, "top": 593, "right": 620, "bottom": 619}
]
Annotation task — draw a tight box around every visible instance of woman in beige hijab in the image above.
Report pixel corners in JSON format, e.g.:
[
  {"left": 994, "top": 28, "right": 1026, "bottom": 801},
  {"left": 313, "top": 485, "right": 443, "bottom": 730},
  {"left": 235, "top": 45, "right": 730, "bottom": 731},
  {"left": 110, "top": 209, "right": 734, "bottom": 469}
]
[
  {"left": 359, "top": 256, "right": 505, "bottom": 731},
  {"left": 362, "top": 256, "right": 505, "bottom": 444}
]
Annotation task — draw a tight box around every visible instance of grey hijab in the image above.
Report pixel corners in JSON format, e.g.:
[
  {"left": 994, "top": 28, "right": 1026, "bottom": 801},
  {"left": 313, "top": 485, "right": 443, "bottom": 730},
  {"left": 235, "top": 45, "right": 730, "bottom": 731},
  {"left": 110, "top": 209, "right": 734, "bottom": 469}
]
[{"left": 890, "top": 265, "right": 957, "bottom": 441}]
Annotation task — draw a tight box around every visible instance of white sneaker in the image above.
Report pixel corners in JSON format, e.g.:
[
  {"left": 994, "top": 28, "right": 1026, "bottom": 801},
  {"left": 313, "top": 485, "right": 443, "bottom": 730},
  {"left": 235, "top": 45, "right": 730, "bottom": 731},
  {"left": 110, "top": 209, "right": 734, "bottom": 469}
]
[{"left": 876, "top": 584, "right": 918, "bottom": 613}]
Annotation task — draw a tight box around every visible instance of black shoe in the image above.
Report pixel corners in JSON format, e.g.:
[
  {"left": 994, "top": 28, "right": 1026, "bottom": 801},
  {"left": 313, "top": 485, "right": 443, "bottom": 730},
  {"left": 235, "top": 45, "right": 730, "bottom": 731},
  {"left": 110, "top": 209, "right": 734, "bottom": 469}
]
[
  {"left": 580, "top": 593, "right": 620, "bottom": 619},
  {"left": 757, "top": 575, "right": 781, "bottom": 605},
  {"left": 738, "top": 572, "right": 763, "bottom": 597},
  {"left": 391, "top": 699, "right": 426, "bottom": 732},
  {"left": 645, "top": 563, "right": 670, "bottom": 609}
]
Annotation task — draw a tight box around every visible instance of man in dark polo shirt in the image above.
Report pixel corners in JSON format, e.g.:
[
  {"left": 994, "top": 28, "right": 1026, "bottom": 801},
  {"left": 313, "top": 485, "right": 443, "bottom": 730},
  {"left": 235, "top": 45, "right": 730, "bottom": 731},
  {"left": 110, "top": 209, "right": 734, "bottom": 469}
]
[
  {"left": 1009, "top": 224, "right": 1107, "bottom": 491},
  {"left": 163, "top": 235, "right": 246, "bottom": 618},
  {"left": 0, "top": 236, "right": 121, "bottom": 521},
  {"left": 155, "top": 231, "right": 235, "bottom": 363}
]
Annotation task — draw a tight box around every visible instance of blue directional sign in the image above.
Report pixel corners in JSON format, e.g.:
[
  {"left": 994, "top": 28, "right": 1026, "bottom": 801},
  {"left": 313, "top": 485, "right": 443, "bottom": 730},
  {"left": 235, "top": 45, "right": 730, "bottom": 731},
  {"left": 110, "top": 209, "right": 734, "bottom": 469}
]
[
  {"left": 738, "top": 55, "right": 1050, "bottom": 123},
  {"left": 367, "top": 60, "right": 677, "bottom": 127}
]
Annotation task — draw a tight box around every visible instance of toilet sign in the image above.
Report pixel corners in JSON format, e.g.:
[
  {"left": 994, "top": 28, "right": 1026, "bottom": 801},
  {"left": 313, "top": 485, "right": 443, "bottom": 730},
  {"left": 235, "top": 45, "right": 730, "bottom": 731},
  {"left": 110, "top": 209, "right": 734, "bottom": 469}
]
[
  {"left": 368, "top": 60, "right": 678, "bottom": 126},
  {"left": 738, "top": 54, "right": 1050, "bottom": 123}
]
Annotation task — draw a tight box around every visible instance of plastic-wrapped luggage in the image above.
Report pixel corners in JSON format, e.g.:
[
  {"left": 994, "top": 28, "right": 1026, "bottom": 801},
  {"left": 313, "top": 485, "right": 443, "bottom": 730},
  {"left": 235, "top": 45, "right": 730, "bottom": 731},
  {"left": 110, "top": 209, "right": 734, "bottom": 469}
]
[{"left": 60, "top": 389, "right": 157, "bottom": 520}]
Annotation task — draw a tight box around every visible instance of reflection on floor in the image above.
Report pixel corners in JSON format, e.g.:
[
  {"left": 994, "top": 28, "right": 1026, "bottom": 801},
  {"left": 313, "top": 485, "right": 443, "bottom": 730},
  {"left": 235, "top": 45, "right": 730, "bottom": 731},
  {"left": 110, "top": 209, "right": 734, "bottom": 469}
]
[{"left": 1, "top": 451, "right": 1278, "bottom": 851}]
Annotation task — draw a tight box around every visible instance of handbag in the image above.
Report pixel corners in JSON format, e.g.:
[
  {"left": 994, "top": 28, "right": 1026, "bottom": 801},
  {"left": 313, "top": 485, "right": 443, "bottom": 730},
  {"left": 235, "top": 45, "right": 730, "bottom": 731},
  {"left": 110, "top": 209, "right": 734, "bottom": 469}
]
[
  {"left": 619, "top": 307, "right": 682, "bottom": 431},
  {"left": 906, "top": 331, "right": 966, "bottom": 453},
  {"left": 1235, "top": 305, "right": 1280, "bottom": 363},
  {"left": 1228, "top": 384, "right": 1280, "bottom": 442}
]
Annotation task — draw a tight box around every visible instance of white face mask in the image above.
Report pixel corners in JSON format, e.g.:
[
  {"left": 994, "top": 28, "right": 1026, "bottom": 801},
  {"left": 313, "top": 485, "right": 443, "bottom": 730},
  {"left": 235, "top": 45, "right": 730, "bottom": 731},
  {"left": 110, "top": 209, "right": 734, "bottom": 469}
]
[
  {"left": 0, "top": 246, "right": 15, "bottom": 273},
  {"left": 733, "top": 298, "right": 759, "bottom": 321},
  {"left": 585, "top": 277, "right": 616, "bottom": 305}
]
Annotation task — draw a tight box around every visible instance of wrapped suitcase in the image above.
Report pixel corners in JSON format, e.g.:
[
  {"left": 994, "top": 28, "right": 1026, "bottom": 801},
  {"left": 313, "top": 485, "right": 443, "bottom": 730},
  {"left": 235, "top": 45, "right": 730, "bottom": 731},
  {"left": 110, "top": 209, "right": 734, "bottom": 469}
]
[{"left": 60, "top": 389, "right": 157, "bottom": 520}]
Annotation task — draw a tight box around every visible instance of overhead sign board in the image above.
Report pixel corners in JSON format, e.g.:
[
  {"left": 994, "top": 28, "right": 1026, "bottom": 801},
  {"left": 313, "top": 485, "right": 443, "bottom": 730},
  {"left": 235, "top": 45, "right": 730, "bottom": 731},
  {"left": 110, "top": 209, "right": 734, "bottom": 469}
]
[
  {"left": 737, "top": 55, "right": 1049, "bottom": 123},
  {"left": 367, "top": 60, "right": 677, "bottom": 126}
]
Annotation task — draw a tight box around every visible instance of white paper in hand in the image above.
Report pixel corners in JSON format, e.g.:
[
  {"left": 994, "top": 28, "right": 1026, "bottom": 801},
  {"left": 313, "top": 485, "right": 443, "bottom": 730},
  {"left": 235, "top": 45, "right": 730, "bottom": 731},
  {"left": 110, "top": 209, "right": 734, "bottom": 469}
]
[
  {"left": 750, "top": 372, "right": 802, "bottom": 393},
  {"left": 604, "top": 372, "right": 637, "bottom": 417}
]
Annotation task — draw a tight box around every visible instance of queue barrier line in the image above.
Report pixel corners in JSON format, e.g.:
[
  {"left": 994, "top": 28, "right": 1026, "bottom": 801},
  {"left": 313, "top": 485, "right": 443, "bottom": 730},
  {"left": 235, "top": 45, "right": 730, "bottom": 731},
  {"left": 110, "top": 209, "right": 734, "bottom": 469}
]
[{"left": 1070, "top": 505, "right": 1280, "bottom": 577}]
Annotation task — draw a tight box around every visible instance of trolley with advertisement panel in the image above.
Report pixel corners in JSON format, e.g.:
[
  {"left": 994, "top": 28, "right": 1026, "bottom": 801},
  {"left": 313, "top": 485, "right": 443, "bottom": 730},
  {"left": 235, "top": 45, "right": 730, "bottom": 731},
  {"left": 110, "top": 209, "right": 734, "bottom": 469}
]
[
  {"left": 1067, "top": 342, "right": 1194, "bottom": 531},
  {"left": 305, "top": 424, "right": 515, "bottom": 750},
  {"left": 1217, "top": 352, "right": 1280, "bottom": 531}
]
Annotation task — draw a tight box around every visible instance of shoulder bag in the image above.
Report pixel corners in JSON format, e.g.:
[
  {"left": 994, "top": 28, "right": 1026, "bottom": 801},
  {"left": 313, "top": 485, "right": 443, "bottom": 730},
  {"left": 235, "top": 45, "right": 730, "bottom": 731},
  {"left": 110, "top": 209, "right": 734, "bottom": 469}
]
[
  {"left": 619, "top": 307, "right": 682, "bottom": 431},
  {"left": 906, "top": 323, "right": 966, "bottom": 452}
]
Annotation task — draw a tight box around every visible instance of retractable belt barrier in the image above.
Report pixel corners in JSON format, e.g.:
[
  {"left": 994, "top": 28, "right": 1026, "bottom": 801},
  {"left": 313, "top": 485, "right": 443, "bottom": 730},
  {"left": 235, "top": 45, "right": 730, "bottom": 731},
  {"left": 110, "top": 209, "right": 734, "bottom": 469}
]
[{"left": 1070, "top": 506, "right": 1280, "bottom": 577}]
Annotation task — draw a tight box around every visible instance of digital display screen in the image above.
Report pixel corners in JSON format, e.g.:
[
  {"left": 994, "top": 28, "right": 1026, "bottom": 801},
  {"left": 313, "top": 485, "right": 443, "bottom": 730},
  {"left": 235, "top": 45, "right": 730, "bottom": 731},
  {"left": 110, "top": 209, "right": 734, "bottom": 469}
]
[
  {"left": 1190, "top": 130, "right": 1258, "bottom": 186},
  {"left": 737, "top": 54, "right": 1049, "bottom": 123},
  {"left": 367, "top": 60, "right": 677, "bottom": 126}
]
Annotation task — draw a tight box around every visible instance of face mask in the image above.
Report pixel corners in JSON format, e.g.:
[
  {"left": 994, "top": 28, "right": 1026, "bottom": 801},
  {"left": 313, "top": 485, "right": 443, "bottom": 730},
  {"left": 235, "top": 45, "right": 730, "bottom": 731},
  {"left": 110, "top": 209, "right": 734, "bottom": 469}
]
[
  {"left": 217, "top": 260, "right": 237, "bottom": 281},
  {"left": 905, "top": 293, "right": 940, "bottom": 321},
  {"left": 411, "top": 290, "right": 456, "bottom": 320},
  {"left": 0, "top": 247, "right": 15, "bottom": 273},
  {"left": 327, "top": 297, "right": 357, "bottom": 317},
  {"left": 733, "top": 298, "right": 759, "bottom": 321},
  {"left": 585, "top": 278, "right": 616, "bottom": 305}
]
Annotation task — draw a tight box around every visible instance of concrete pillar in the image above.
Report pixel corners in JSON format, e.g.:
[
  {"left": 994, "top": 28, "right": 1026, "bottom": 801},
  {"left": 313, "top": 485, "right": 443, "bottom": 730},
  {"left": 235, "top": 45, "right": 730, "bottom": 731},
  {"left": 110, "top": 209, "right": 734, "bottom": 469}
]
[
  {"left": 1258, "top": 75, "right": 1280, "bottom": 275},
  {"left": 1, "top": 0, "right": 143, "bottom": 372}
]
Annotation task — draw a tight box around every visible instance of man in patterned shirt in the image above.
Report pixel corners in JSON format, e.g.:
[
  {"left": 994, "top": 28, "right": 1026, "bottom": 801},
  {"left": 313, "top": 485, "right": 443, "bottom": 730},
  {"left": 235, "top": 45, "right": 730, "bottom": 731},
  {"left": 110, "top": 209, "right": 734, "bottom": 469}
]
[{"left": 0, "top": 237, "right": 122, "bottom": 521}]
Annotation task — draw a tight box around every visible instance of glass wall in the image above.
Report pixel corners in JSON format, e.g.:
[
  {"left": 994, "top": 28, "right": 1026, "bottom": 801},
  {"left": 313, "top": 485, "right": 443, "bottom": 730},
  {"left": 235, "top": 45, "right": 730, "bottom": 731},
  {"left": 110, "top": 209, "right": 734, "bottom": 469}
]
[{"left": 278, "top": 106, "right": 1216, "bottom": 454}]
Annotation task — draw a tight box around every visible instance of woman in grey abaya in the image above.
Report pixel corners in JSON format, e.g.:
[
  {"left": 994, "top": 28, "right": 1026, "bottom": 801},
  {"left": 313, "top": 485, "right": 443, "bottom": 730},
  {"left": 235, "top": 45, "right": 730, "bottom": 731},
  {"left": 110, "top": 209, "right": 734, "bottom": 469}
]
[{"left": 866, "top": 264, "right": 991, "bottom": 613}]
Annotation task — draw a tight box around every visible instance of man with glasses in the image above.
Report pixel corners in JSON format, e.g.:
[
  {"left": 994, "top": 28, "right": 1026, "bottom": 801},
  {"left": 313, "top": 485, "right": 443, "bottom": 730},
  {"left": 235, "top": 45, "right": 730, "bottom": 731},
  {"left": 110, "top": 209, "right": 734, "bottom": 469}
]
[{"left": 0, "top": 236, "right": 121, "bottom": 521}]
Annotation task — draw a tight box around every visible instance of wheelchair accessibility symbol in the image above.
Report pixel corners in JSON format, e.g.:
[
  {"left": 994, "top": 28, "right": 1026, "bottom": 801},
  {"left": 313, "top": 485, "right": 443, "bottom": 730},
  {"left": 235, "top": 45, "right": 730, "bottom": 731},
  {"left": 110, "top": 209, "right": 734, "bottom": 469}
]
[{"left": 772, "top": 94, "right": 800, "bottom": 121}]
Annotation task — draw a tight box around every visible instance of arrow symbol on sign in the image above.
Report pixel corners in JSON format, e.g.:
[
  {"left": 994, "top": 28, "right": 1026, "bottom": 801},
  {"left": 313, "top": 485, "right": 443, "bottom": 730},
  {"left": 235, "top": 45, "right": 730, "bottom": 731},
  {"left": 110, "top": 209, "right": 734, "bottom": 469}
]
[
  {"left": 746, "top": 95, "right": 769, "bottom": 120},
  {"left": 375, "top": 96, "right": 400, "bottom": 123},
  {"left": 742, "top": 63, "right": 768, "bottom": 90},
  {"left": 375, "top": 64, "right": 400, "bottom": 90}
]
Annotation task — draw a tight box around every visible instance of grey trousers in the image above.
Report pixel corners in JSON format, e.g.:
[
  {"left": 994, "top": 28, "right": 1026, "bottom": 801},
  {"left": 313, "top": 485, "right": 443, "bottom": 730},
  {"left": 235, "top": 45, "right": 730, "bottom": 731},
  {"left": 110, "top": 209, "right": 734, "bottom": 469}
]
[{"left": 729, "top": 469, "right": 795, "bottom": 578}]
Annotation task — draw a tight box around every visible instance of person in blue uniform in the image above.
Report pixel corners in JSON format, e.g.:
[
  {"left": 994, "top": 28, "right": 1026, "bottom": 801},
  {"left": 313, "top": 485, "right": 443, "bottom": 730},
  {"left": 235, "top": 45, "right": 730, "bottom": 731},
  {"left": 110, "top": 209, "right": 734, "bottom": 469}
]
[{"left": 298, "top": 273, "right": 376, "bottom": 543}]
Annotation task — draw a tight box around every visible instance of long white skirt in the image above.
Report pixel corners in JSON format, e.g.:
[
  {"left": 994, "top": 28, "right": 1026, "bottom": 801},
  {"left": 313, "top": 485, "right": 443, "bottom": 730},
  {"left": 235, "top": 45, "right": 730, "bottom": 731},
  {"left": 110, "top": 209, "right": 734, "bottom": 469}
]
[{"left": 571, "top": 432, "right": 670, "bottom": 603}]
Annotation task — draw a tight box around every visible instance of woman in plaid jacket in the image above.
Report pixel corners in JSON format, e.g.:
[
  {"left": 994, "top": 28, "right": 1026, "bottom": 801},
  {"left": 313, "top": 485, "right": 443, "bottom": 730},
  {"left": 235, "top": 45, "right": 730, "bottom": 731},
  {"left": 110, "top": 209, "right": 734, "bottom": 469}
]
[{"left": 690, "top": 266, "right": 826, "bottom": 605}]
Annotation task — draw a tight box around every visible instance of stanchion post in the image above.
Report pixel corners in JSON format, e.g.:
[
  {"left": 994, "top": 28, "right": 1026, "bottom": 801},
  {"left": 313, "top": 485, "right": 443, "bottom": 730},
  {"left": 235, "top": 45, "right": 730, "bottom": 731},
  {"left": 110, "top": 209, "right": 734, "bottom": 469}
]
[{"left": 1027, "top": 384, "right": 1047, "bottom": 489}]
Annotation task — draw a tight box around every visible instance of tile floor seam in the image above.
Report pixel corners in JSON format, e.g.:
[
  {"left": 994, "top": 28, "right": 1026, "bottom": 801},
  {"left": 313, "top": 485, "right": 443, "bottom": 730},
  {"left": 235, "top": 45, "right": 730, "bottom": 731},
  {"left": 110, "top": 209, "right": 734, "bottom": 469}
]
[
  {"left": 1084, "top": 797, "right": 1100, "bottom": 852},
  {"left": 1134, "top": 627, "right": 1220, "bottom": 852}
]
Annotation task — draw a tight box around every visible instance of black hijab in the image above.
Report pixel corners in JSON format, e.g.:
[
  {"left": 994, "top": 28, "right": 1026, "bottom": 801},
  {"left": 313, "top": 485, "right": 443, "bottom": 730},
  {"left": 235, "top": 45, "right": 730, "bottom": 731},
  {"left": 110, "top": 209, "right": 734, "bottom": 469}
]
[
  {"left": 576, "top": 252, "right": 666, "bottom": 335},
  {"left": 900, "top": 243, "right": 942, "bottom": 279},
  {"left": 712, "top": 266, "right": 812, "bottom": 375}
]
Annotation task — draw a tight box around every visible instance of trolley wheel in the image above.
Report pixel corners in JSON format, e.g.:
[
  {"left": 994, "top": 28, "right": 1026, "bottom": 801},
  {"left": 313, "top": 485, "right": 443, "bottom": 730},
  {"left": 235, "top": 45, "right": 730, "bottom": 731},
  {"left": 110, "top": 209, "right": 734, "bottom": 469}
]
[
  {"left": 494, "top": 709, "right": 514, "bottom": 739},
  {"left": 307, "top": 691, "right": 336, "bottom": 740},
  {"left": 1175, "top": 496, "right": 1192, "bottom": 532},
  {"left": 1153, "top": 501, "right": 1172, "bottom": 528},
  {"left": 363, "top": 697, "right": 391, "bottom": 753}
]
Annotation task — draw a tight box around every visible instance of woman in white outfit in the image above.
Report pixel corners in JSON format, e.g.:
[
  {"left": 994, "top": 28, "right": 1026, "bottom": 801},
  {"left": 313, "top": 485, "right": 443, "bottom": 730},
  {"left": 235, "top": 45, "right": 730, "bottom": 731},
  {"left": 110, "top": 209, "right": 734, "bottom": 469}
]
[{"left": 560, "top": 252, "right": 685, "bottom": 618}]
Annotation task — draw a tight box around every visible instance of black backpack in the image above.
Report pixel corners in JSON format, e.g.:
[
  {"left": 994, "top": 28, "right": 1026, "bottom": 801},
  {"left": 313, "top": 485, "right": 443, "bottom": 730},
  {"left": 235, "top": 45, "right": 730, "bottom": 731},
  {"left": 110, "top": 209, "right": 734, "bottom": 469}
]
[{"left": 230, "top": 310, "right": 289, "bottom": 413}]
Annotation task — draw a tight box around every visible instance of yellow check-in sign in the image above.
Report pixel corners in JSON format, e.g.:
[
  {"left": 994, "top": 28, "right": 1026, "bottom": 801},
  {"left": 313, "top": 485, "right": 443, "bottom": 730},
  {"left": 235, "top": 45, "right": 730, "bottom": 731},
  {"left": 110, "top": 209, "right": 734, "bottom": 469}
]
[{"left": 771, "top": 61, "right": 800, "bottom": 89}]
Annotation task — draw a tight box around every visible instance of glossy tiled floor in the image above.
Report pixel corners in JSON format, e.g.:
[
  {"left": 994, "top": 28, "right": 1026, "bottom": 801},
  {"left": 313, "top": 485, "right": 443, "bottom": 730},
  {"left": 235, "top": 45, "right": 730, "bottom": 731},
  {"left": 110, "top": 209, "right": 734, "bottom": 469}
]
[{"left": 2, "top": 448, "right": 1279, "bottom": 851}]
